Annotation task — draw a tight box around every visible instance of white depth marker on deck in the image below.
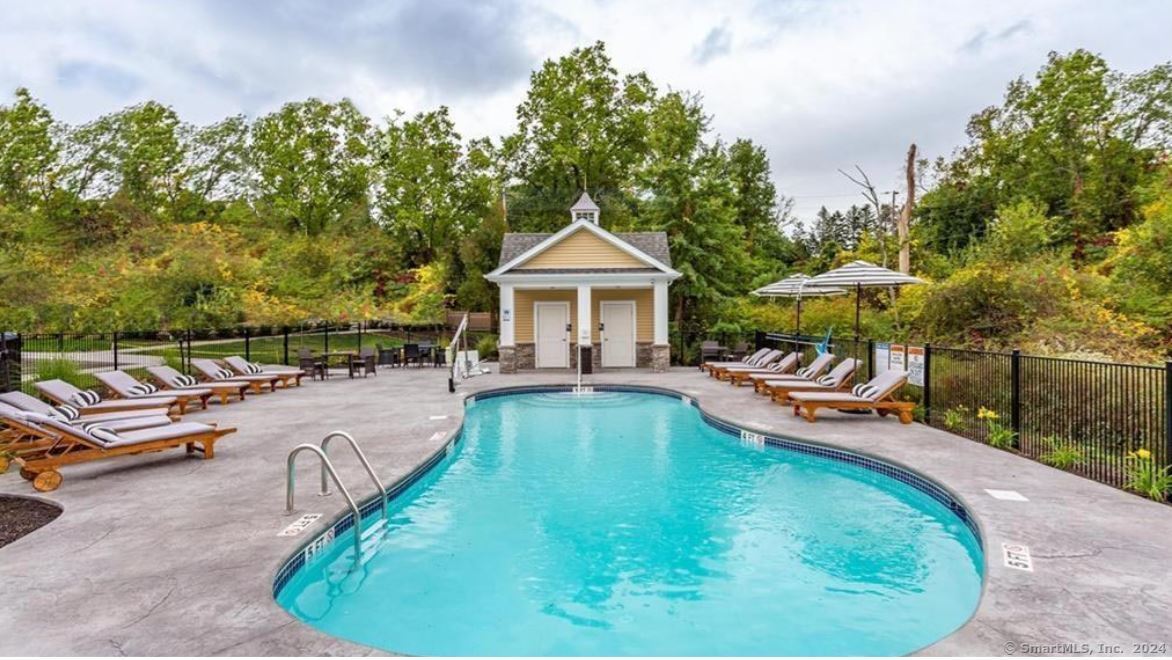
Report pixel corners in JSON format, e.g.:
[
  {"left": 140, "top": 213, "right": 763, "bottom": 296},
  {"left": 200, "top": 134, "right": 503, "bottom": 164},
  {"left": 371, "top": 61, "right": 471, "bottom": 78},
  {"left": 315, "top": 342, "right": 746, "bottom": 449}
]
[
  {"left": 429, "top": 415, "right": 449, "bottom": 421},
  {"left": 278, "top": 513, "right": 322, "bottom": 537},
  {"left": 429, "top": 431, "right": 446, "bottom": 443},
  {"left": 985, "top": 489, "right": 1029, "bottom": 502},
  {"left": 1002, "top": 543, "right": 1034, "bottom": 571}
]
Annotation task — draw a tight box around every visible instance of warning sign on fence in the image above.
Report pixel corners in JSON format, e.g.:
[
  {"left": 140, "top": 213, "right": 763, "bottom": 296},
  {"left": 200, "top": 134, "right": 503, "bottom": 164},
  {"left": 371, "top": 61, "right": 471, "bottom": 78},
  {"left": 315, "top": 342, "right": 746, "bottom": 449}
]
[
  {"left": 890, "top": 344, "right": 907, "bottom": 373},
  {"left": 907, "top": 346, "right": 925, "bottom": 387}
]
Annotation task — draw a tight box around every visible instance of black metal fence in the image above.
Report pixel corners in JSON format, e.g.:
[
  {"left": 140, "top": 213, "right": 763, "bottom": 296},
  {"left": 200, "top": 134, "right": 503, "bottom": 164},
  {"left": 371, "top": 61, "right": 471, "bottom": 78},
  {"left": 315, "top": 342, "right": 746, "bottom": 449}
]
[
  {"left": 754, "top": 331, "right": 1171, "bottom": 492},
  {"left": 0, "top": 321, "right": 452, "bottom": 395}
]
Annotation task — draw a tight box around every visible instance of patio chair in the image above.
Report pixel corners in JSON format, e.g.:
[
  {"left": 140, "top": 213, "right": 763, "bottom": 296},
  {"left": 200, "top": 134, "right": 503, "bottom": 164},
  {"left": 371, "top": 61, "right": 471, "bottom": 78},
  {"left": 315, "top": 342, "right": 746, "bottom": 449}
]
[
  {"left": 722, "top": 352, "right": 802, "bottom": 386},
  {"left": 35, "top": 379, "right": 181, "bottom": 416},
  {"left": 146, "top": 365, "right": 250, "bottom": 404},
  {"left": 402, "top": 343, "right": 422, "bottom": 368},
  {"left": 699, "top": 341, "right": 727, "bottom": 369},
  {"left": 0, "top": 410, "right": 235, "bottom": 492},
  {"left": 222, "top": 355, "right": 304, "bottom": 388},
  {"left": 376, "top": 343, "right": 401, "bottom": 368},
  {"left": 95, "top": 370, "right": 212, "bottom": 413},
  {"left": 761, "top": 358, "right": 860, "bottom": 402},
  {"left": 349, "top": 348, "right": 376, "bottom": 378},
  {"left": 729, "top": 341, "right": 750, "bottom": 360},
  {"left": 747, "top": 352, "right": 836, "bottom": 393},
  {"left": 788, "top": 370, "right": 915, "bottom": 424},
  {"left": 708, "top": 349, "right": 783, "bottom": 379},
  {"left": 701, "top": 347, "right": 771, "bottom": 374},
  {"left": 191, "top": 358, "right": 280, "bottom": 393},
  {"left": 298, "top": 348, "right": 328, "bottom": 381},
  {"left": 0, "top": 391, "right": 177, "bottom": 428}
]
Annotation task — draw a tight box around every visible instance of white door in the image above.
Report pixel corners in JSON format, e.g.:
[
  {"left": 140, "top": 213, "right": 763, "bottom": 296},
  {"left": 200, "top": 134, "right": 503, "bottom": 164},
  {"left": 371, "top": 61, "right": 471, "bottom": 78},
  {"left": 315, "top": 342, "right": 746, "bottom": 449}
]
[
  {"left": 601, "top": 301, "right": 636, "bottom": 367},
  {"left": 534, "top": 302, "right": 569, "bottom": 368}
]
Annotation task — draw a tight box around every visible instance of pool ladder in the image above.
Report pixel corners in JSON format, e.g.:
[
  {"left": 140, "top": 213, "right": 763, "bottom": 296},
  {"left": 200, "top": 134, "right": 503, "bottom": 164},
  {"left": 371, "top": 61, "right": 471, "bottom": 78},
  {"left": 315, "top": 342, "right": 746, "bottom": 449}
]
[{"left": 286, "top": 431, "right": 388, "bottom": 559}]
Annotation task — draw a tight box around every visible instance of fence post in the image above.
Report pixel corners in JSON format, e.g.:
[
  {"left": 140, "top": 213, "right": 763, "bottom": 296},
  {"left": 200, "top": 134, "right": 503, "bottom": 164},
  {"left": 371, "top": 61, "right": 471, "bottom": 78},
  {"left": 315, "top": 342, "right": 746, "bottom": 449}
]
[
  {"left": 324, "top": 325, "right": 330, "bottom": 354},
  {"left": 1010, "top": 348, "right": 1022, "bottom": 447},
  {"left": 113, "top": 331, "right": 119, "bottom": 370},
  {"left": 186, "top": 329, "right": 193, "bottom": 374},
  {"left": 923, "top": 343, "right": 932, "bottom": 424},
  {"left": 1164, "top": 360, "right": 1171, "bottom": 472},
  {"left": 755, "top": 330, "right": 765, "bottom": 351},
  {"left": 866, "top": 339, "right": 875, "bottom": 381},
  {"left": 244, "top": 327, "right": 251, "bottom": 362},
  {"left": 358, "top": 321, "right": 364, "bottom": 351},
  {"left": 283, "top": 327, "right": 290, "bottom": 366}
]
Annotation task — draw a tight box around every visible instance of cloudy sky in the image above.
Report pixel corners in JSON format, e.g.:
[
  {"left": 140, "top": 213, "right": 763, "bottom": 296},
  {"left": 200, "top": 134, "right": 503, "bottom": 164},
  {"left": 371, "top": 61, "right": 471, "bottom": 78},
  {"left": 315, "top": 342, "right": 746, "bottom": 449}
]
[{"left": 2, "top": 0, "right": 1170, "bottom": 220}]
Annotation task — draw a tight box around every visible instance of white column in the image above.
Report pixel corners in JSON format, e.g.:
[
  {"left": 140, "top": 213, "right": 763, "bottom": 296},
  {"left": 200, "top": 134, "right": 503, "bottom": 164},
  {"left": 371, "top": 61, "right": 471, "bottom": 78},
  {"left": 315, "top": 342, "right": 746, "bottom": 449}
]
[
  {"left": 653, "top": 279, "right": 669, "bottom": 345},
  {"left": 499, "top": 284, "right": 515, "bottom": 346},
  {"left": 576, "top": 284, "right": 592, "bottom": 346}
]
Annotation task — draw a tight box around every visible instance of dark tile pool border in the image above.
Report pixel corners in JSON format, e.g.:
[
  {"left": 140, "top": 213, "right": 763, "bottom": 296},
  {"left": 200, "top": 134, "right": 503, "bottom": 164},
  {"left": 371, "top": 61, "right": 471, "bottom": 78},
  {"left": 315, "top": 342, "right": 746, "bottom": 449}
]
[{"left": 272, "top": 383, "right": 983, "bottom": 600}]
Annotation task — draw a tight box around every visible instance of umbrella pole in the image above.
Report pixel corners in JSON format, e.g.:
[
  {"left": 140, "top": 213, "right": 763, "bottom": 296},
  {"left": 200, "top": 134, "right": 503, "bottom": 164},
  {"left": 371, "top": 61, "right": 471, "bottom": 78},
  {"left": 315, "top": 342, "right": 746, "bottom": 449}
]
[
  {"left": 795, "top": 297, "right": 802, "bottom": 359},
  {"left": 854, "top": 282, "right": 862, "bottom": 361}
]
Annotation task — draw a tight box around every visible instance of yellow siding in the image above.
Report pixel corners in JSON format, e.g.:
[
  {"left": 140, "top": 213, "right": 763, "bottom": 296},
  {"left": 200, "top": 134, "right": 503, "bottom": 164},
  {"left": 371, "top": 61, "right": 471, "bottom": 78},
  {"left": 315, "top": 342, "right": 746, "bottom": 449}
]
[
  {"left": 592, "top": 289, "right": 653, "bottom": 342},
  {"left": 513, "top": 288, "right": 652, "bottom": 344},
  {"left": 513, "top": 290, "right": 576, "bottom": 343},
  {"left": 517, "top": 229, "right": 646, "bottom": 269}
]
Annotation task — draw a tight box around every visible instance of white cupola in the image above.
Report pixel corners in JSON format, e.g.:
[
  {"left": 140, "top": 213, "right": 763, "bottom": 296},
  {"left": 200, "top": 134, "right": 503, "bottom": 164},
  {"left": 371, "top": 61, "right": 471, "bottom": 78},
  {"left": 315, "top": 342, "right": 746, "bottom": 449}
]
[{"left": 569, "top": 191, "right": 600, "bottom": 225}]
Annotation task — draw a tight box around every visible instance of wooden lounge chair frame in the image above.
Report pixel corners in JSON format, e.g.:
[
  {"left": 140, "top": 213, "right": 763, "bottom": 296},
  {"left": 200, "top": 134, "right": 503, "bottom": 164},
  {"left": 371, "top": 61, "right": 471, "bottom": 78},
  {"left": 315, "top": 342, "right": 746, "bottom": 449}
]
[
  {"left": 0, "top": 414, "right": 236, "bottom": 492},
  {"left": 35, "top": 380, "right": 181, "bottom": 416},
  {"left": 709, "top": 349, "right": 783, "bottom": 380},
  {"left": 223, "top": 356, "right": 303, "bottom": 388},
  {"left": 95, "top": 371, "right": 210, "bottom": 414},
  {"left": 722, "top": 353, "right": 801, "bottom": 386},
  {"left": 190, "top": 359, "right": 279, "bottom": 394},
  {"left": 146, "top": 366, "right": 248, "bottom": 405},
  {"left": 790, "top": 372, "right": 915, "bottom": 424}
]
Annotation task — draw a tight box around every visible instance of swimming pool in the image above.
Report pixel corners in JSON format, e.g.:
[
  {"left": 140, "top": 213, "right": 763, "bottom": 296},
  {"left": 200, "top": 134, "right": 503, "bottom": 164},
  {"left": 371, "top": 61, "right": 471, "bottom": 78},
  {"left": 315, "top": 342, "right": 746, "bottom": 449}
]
[{"left": 276, "top": 389, "right": 984, "bottom": 655}]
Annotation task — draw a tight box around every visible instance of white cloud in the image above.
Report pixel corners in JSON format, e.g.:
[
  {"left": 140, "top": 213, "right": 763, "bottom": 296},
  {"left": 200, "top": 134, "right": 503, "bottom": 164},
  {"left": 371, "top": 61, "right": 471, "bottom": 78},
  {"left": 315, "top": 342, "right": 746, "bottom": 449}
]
[{"left": 1, "top": 0, "right": 1170, "bottom": 221}]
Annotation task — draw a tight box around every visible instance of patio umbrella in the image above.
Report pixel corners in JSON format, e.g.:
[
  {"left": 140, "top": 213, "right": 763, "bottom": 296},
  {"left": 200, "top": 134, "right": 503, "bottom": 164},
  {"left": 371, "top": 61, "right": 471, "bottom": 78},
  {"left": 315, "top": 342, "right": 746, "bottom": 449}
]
[
  {"left": 751, "top": 273, "right": 846, "bottom": 338},
  {"left": 807, "top": 260, "right": 924, "bottom": 354}
]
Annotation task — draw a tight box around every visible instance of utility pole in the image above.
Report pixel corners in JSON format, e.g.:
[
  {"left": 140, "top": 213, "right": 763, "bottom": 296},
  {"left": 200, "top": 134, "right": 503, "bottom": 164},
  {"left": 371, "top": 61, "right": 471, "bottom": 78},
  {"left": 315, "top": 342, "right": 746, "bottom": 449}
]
[{"left": 898, "top": 144, "right": 916, "bottom": 274}]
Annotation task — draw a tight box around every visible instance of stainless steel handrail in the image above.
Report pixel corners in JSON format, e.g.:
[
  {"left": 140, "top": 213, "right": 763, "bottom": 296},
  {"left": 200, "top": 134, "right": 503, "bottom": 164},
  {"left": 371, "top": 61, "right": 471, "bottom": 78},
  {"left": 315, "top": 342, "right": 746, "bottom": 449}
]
[
  {"left": 320, "top": 431, "right": 387, "bottom": 520},
  {"left": 286, "top": 443, "right": 362, "bottom": 558}
]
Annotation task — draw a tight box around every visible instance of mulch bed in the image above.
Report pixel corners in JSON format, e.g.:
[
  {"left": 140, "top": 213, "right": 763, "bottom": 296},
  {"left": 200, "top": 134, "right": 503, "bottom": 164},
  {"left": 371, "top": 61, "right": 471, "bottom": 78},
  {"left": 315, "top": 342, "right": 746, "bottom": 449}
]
[{"left": 0, "top": 495, "right": 61, "bottom": 549}]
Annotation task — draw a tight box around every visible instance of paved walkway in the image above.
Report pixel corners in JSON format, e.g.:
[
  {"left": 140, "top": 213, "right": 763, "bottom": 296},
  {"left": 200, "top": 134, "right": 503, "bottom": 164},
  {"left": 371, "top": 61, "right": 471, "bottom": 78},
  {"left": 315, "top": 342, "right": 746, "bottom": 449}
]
[{"left": 1, "top": 367, "right": 1170, "bottom": 656}]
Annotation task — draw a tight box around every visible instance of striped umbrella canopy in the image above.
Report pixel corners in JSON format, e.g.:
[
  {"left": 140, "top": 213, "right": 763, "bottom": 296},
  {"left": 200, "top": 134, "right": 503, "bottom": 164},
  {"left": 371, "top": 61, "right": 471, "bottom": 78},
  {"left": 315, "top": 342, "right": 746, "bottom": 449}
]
[
  {"left": 751, "top": 274, "right": 846, "bottom": 338},
  {"left": 808, "top": 260, "right": 925, "bottom": 347}
]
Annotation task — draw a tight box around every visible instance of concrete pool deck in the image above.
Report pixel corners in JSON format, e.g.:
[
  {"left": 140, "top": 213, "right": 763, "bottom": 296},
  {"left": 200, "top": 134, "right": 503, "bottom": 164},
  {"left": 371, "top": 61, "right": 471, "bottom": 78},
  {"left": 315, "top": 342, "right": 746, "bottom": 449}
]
[{"left": 1, "top": 366, "right": 1170, "bottom": 656}]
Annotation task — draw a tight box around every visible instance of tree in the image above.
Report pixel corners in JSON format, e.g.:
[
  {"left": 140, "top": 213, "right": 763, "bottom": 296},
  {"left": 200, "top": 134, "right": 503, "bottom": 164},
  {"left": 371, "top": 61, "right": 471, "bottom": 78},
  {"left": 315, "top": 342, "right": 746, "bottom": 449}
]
[
  {"left": 0, "top": 88, "right": 57, "bottom": 209},
  {"left": 115, "top": 101, "right": 185, "bottom": 212},
  {"left": 250, "top": 98, "right": 373, "bottom": 236},
  {"left": 502, "top": 41, "right": 656, "bottom": 231}
]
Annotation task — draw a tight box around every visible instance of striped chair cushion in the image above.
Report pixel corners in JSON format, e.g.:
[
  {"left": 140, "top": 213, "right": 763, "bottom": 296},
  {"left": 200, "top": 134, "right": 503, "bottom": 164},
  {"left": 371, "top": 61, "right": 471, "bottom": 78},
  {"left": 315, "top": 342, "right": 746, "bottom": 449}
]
[
  {"left": 82, "top": 424, "right": 121, "bottom": 445},
  {"left": 53, "top": 404, "right": 81, "bottom": 421},
  {"left": 174, "top": 374, "right": 199, "bottom": 387},
  {"left": 852, "top": 384, "right": 881, "bottom": 400},
  {"left": 796, "top": 366, "right": 814, "bottom": 378},
  {"left": 816, "top": 375, "right": 836, "bottom": 386},
  {"left": 70, "top": 389, "right": 102, "bottom": 406},
  {"left": 245, "top": 362, "right": 263, "bottom": 374},
  {"left": 215, "top": 368, "right": 235, "bottom": 380},
  {"left": 127, "top": 383, "right": 159, "bottom": 396}
]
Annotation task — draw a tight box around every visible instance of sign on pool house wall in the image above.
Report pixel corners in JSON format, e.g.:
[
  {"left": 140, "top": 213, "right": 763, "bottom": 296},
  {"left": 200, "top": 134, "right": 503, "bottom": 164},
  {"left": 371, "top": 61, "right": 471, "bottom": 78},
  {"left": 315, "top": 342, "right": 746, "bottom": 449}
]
[{"left": 485, "top": 193, "right": 682, "bottom": 374}]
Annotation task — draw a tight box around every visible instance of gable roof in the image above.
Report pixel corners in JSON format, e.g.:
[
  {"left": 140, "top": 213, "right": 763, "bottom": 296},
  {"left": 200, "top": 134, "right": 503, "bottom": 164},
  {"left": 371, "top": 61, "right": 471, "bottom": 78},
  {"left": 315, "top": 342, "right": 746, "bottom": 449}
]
[
  {"left": 497, "top": 231, "right": 672, "bottom": 268},
  {"left": 487, "top": 220, "right": 677, "bottom": 280}
]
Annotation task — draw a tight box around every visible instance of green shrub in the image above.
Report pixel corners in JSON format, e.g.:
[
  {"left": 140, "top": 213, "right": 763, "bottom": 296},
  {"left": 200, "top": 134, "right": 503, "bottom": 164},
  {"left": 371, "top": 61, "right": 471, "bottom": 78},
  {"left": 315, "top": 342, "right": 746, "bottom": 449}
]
[
  {"left": 1123, "top": 449, "right": 1172, "bottom": 501},
  {"left": 1038, "top": 436, "right": 1086, "bottom": 470},
  {"left": 978, "top": 407, "right": 1017, "bottom": 449},
  {"left": 942, "top": 406, "right": 968, "bottom": 432},
  {"left": 475, "top": 334, "right": 498, "bottom": 360},
  {"left": 35, "top": 358, "right": 85, "bottom": 387}
]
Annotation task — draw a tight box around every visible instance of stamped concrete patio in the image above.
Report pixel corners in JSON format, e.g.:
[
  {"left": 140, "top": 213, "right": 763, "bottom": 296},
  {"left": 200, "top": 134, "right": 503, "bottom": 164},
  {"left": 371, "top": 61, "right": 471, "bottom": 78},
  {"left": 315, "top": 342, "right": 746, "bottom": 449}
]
[{"left": 1, "top": 366, "right": 1170, "bottom": 656}]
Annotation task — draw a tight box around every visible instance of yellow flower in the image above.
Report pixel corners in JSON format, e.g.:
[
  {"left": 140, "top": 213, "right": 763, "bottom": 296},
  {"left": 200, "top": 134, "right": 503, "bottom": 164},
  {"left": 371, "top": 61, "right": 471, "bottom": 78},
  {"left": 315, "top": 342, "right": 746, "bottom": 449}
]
[
  {"left": 977, "top": 407, "right": 999, "bottom": 421},
  {"left": 1135, "top": 448, "right": 1152, "bottom": 461}
]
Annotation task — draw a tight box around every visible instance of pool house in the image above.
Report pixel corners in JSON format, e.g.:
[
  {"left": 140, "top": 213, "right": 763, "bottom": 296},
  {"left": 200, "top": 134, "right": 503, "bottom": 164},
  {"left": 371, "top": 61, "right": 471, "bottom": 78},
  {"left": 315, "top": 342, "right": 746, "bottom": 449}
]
[{"left": 486, "top": 193, "right": 680, "bottom": 373}]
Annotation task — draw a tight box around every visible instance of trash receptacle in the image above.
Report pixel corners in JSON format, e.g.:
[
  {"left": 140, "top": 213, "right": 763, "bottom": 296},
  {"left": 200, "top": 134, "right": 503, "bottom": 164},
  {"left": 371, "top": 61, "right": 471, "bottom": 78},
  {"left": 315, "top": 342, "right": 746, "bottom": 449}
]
[{"left": 0, "top": 332, "right": 20, "bottom": 394}]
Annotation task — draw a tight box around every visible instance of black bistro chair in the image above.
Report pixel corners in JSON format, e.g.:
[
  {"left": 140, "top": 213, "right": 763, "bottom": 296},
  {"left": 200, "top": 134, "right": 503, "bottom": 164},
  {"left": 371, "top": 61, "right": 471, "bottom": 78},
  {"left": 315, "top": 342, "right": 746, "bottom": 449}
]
[
  {"left": 402, "top": 343, "right": 422, "bottom": 368},
  {"left": 298, "top": 347, "right": 327, "bottom": 381},
  {"left": 349, "top": 347, "right": 377, "bottom": 378}
]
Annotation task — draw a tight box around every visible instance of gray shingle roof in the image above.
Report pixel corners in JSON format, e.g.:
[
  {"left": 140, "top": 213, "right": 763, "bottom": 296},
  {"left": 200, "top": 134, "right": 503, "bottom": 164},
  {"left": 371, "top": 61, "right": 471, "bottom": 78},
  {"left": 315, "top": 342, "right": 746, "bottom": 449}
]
[{"left": 497, "top": 230, "right": 672, "bottom": 269}]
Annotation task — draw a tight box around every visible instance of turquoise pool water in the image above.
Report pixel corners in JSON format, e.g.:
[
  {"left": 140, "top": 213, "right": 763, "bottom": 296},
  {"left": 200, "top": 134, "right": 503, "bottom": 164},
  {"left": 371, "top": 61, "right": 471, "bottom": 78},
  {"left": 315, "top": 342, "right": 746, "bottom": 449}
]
[{"left": 277, "top": 391, "right": 983, "bottom": 655}]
